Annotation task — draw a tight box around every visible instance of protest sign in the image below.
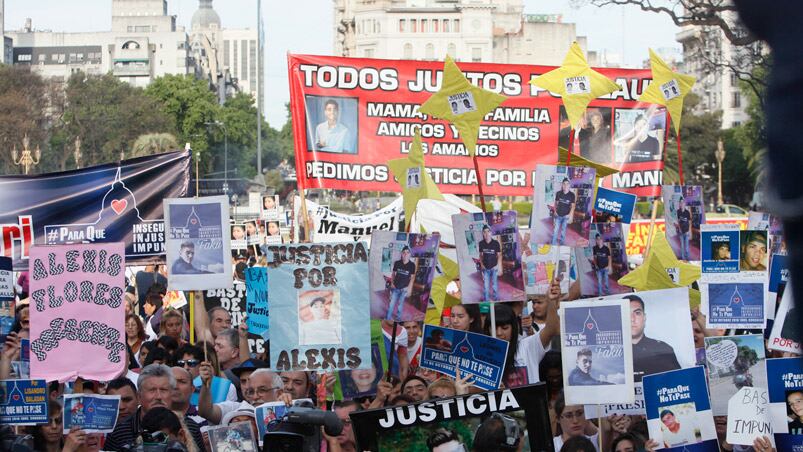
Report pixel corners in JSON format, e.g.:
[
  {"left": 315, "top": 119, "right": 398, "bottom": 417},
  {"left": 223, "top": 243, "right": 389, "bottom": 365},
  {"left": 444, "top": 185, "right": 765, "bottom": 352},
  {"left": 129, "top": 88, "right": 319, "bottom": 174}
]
[
  {"left": 700, "top": 224, "right": 740, "bottom": 274},
  {"left": 626, "top": 217, "right": 748, "bottom": 257},
  {"left": 231, "top": 224, "right": 247, "bottom": 250},
  {"left": 0, "top": 150, "right": 190, "bottom": 271},
  {"left": 162, "top": 290, "right": 187, "bottom": 310},
  {"left": 266, "top": 242, "right": 371, "bottom": 372},
  {"left": 244, "top": 219, "right": 262, "bottom": 248},
  {"left": 0, "top": 256, "right": 12, "bottom": 300},
  {"left": 452, "top": 211, "right": 525, "bottom": 304},
  {"left": 261, "top": 194, "right": 281, "bottom": 220},
  {"left": 594, "top": 187, "right": 637, "bottom": 224},
  {"left": 369, "top": 231, "right": 440, "bottom": 322},
  {"left": 350, "top": 384, "right": 552, "bottom": 452},
  {"left": 207, "top": 421, "right": 258, "bottom": 452},
  {"left": 62, "top": 393, "right": 120, "bottom": 433},
  {"left": 0, "top": 379, "right": 48, "bottom": 425},
  {"left": 29, "top": 243, "right": 126, "bottom": 382},
  {"left": 703, "top": 281, "right": 765, "bottom": 329},
  {"left": 293, "top": 196, "right": 403, "bottom": 244},
  {"left": 738, "top": 230, "right": 769, "bottom": 274},
  {"left": 599, "top": 383, "right": 646, "bottom": 416},
  {"left": 203, "top": 284, "right": 265, "bottom": 355},
  {"left": 600, "top": 287, "right": 696, "bottom": 383},
  {"left": 264, "top": 220, "right": 282, "bottom": 245},
  {"left": 419, "top": 325, "right": 509, "bottom": 391},
  {"left": 643, "top": 366, "right": 717, "bottom": 449},
  {"left": 531, "top": 165, "right": 596, "bottom": 247},
  {"left": 245, "top": 267, "right": 269, "bottom": 339},
  {"left": 705, "top": 334, "right": 768, "bottom": 415},
  {"left": 560, "top": 298, "right": 634, "bottom": 404},
  {"left": 523, "top": 243, "right": 570, "bottom": 296},
  {"left": 289, "top": 54, "right": 666, "bottom": 197},
  {"left": 769, "top": 281, "right": 800, "bottom": 354},
  {"left": 726, "top": 387, "right": 774, "bottom": 447},
  {"left": 575, "top": 222, "right": 631, "bottom": 297},
  {"left": 766, "top": 358, "right": 803, "bottom": 435},
  {"left": 164, "top": 196, "right": 232, "bottom": 290},
  {"left": 662, "top": 185, "right": 705, "bottom": 261},
  {"left": 767, "top": 254, "right": 789, "bottom": 321},
  {"left": 748, "top": 211, "right": 786, "bottom": 255},
  {"left": 191, "top": 375, "right": 231, "bottom": 406}
]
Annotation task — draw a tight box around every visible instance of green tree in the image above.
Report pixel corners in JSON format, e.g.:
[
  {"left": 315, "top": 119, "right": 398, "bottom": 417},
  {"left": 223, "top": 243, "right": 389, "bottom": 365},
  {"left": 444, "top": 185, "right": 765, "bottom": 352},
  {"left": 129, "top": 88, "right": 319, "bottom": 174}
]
[
  {"left": 0, "top": 66, "right": 49, "bottom": 174},
  {"left": 663, "top": 94, "right": 722, "bottom": 186},
  {"left": 54, "top": 72, "right": 174, "bottom": 170},
  {"left": 261, "top": 103, "right": 295, "bottom": 171},
  {"left": 131, "top": 133, "right": 180, "bottom": 158},
  {"left": 145, "top": 74, "right": 220, "bottom": 173},
  {"left": 733, "top": 63, "right": 769, "bottom": 192}
]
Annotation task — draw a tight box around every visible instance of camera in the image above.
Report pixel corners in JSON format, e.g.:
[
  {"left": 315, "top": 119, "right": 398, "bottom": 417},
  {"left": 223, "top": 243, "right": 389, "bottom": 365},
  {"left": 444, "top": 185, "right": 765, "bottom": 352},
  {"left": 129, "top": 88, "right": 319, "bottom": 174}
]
[{"left": 262, "top": 401, "right": 343, "bottom": 452}]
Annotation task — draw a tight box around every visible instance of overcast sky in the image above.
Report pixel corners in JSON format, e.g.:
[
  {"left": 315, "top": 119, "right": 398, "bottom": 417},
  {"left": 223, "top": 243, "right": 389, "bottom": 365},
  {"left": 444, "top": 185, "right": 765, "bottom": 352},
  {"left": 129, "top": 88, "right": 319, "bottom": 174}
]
[{"left": 6, "top": 0, "right": 679, "bottom": 128}]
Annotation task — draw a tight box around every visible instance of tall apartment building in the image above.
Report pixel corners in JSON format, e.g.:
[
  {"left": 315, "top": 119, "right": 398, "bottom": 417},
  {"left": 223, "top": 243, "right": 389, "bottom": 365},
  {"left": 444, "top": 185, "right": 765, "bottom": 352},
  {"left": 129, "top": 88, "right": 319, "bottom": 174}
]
[
  {"left": 675, "top": 13, "right": 750, "bottom": 128},
  {"left": 333, "top": 0, "right": 596, "bottom": 66}
]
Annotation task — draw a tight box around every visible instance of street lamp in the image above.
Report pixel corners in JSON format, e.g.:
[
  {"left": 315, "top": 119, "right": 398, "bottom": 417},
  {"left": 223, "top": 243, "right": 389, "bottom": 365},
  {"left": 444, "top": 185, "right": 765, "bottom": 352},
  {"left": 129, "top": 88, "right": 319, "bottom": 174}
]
[
  {"left": 715, "top": 138, "right": 726, "bottom": 206},
  {"left": 205, "top": 121, "right": 229, "bottom": 195},
  {"left": 11, "top": 134, "right": 41, "bottom": 175},
  {"left": 74, "top": 136, "right": 82, "bottom": 169}
]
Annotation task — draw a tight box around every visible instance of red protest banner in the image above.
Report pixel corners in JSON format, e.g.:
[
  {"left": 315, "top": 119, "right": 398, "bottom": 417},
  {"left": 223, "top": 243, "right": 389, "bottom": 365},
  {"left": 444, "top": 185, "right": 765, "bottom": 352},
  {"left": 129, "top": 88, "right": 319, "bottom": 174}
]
[{"left": 289, "top": 54, "right": 667, "bottom": 197}]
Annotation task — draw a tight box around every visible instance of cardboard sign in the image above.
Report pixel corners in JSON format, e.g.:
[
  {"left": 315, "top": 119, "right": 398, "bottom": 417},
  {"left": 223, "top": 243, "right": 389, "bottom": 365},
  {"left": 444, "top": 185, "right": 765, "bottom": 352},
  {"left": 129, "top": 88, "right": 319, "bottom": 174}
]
[
  {"left": 593, "top": 187, "right": 637, "bottom": 224},
  {"left": 452, "top": 211, "right": 525, "bottom": 304},
  {"left": 531, "top": 165, "right": 596, "bottom": 247},
  {"left": 293, "top": 196, "right": 403, "bottom": 244},
  {"left": 203, "top": 284, "right": 264, "bottom": 356},
  {"left": 726, "top": 387, "right": 774, "bottom": 447},
  {"left": 29, "top": 243, "right": 126, "bottom": 382},
  {"left": 245, "top": 267, "right": 269, "bottom": 339},
  {"left": 419, "top": 325, "right": 509, "bottom": 391},
  {"left": 266, "top": 242, "right": 371, "bottom": 372},
  {"left": 350, "top": 384, "right": 552, "bottom": 452},
  {"left": 705, "top": 335, "right": 768, "bottom": 416},
  {"left": 662, "top": 185, "right": 705, "bottom": 261},
  {"left": 63, "top": 394, "right": 120, "bottom": 433},
  {"left": 643, "top": 366, "right": 717, "bottom": 449},
  {"left": 523, "top": 243, "right": 570, "bottom": 296},
  {"left": 0, "top": 379, "right": 48, "bottom": 425},
  {"left": 164, "top": 196, "right": 232, "bottom": 291},
  {"left": 560, "top": 298, "right": 634, "bottom": 404},
  {"left": 369, "top": 231, "right": 440, "bottom": 322},
  {"left": 766, "top": 358, "right": 803, "bottom": 435},
  {"left": 575, "top": 222, "right": 631, "bottom": 297}
]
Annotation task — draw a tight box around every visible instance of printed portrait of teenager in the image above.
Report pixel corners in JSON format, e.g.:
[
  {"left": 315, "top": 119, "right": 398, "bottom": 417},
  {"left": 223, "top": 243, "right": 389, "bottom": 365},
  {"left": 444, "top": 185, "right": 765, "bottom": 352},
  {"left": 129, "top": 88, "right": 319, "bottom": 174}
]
[
  {"left": 577, "top": 107, "right": 613, "bottom": 164},
  {"left": 263, "top": 195, "right": 278, "bottom": 211},
  {"left": 530, "top": 165, "right": 595, "bottom": 248},
  {"left": 613, "top": 106, "right": 666, "bottom": 164},
  {"left": 658, "top": 403, "right": 701, "bottom": 448},
  {"left": 663, "top": 186, "right": 704, "bottom": 262},
  {"left": 304, "top": 95, "right": 358, "bottom": 154},
  {"left": 576, "top": 223, "right": 630, "bottom": 297},
  {"left": 338, "top": 345, "right": 384, "bottom": 400},
  {"left": 297, "top": 289, "right": 342, "bottom": 346},
  {"left": 739, "top": 230, "right": 768, "bottom": 272},
  {"left": 231, "top": 224, "right": 245, "bottom": 241},
  {"left": 786, "top": 389, "right": 803, "bottom": 435}
]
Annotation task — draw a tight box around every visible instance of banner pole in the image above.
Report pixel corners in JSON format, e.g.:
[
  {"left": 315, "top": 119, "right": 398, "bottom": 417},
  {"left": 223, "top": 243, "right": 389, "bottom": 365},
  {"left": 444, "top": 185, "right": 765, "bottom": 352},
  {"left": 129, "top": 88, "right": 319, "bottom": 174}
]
[
  {"left": 299, "top": 189, "right": 311, "bottom": 243},
  {"left": 386, "top": 321, "right": 398, "bottom": 384},
  {"left": 489, "top": 304, "right": 496, "bottom": 338},
  {"left": 566, "top": 128, "right": 575, "bottom": 166},
  {"left": 598, "top": 406, "right": 603, "bottom": 452},
  {"left": 676, "top": 131, "right": 685, "bottom": 186},
  {"left": 189, "top": 291, "right": 196, "bottom": 345},
  {"left": 472, "top": 155, "right": 487, "bottom": 213}
]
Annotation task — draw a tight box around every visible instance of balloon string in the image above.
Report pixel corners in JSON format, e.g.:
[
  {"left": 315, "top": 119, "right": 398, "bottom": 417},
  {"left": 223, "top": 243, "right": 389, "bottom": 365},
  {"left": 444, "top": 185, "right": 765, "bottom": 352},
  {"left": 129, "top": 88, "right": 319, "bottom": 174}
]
[
  {"left": 676, "top": 131, "right": 684, "bottom": 185},
  {"left": 567, "top": 128, "right": 575, "bottom": 166},
  {"left": 473, "top": 154, "right": 487, "bottom": 212}
]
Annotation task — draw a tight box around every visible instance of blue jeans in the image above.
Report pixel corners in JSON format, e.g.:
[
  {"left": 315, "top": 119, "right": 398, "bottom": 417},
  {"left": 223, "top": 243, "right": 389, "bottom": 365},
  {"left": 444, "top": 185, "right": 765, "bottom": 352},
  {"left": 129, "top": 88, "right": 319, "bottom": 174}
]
[
  {"left": 482, "top": 267, "right": 499, "bottom": 301},
  {"left": 552, "top": 215, "right": 569, "bottom": 245},
  {"left": 387, "top": 287, "right": 407, "bottom": 320},
  {"left": 596, "top": 268, "right": 610, "bottom": 295},
  {"left": 679, "top": 231, "right": 690, "bottom": 260}
]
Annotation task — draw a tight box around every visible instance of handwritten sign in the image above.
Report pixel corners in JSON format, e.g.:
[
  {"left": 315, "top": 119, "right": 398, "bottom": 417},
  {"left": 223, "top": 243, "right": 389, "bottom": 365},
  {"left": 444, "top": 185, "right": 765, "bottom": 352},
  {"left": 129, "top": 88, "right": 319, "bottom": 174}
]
[
  {"left": 245, "top": 267, "right": 269, "bottom": 338},
  {"left": 727, "top": 387, "right": 774, "bottom": 447},
  {"left": 29, "top": 243, "right": 126, "bottom": 382}
]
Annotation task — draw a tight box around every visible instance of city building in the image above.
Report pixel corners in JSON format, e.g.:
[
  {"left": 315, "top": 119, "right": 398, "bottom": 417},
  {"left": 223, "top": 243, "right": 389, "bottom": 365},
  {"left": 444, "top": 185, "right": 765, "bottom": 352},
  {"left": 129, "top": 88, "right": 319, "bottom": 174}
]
[
  {"left": 0, "top": 0, "right": 11, "bottom": 64},
  {"left": 675, "top": 13, "right": 751, "bottom": 129},
  {"left": 333, "top": 0, "right": 605, "bottom": 66}
]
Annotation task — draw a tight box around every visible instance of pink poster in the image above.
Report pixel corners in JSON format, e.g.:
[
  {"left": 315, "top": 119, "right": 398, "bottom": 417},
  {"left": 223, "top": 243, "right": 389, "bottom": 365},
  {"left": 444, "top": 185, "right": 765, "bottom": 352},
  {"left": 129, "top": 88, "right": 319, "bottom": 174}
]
[{"left": 29, "top": 243, "right": 126, "bottom": 382}]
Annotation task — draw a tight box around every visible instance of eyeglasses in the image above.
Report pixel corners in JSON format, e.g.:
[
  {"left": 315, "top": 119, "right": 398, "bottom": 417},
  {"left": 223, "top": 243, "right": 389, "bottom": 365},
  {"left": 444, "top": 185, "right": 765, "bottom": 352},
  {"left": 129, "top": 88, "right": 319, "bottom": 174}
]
[
  {"left": 177, "top": 359, "right": 200, "bottom": 368},
  {"left": 244, "top": 386, "right": 281, "bottom": 396},
  {"left": 561, "top": 409, "right": 585, "bottom": 421},
  {"left": 142, "top": 430, "right": 169, "bottom": 444}
]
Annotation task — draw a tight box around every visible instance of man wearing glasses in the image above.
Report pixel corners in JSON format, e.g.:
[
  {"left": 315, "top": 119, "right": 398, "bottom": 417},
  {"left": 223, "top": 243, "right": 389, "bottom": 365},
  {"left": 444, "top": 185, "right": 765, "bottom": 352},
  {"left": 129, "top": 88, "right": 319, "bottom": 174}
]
[{"left": 197, "top": 362, "right": 291, "bottom": 425}]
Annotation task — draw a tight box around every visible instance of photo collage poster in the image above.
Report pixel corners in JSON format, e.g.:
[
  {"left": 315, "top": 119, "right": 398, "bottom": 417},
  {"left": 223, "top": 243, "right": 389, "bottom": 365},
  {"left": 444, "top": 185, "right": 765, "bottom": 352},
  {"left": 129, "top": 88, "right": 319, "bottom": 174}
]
[
  {"left": 530, "top": 165, "right": 596, "bottom": 247},
  {"left": 164, "top": 196, "right": 232, "bottom": 290},
  {"left": 704, "top": 334, "right": 768, "bottom": 416},
  {"left": 612, "top": 106, "right": 667, "bottom": 164},
  {"left": 452, "top": 211, "right": 525, "bottom": 304},
  {"left": 575, "top": 222, "right": 631, "bottom": 297},
  {"left": 560, "top": 298, "right": 634, "bottom": 405},
  {"left": 368, "top": 230, "right": 441, "bottom": 322},
  {"left": 523, "top": 244, "right": 570, "bottom": 296}
]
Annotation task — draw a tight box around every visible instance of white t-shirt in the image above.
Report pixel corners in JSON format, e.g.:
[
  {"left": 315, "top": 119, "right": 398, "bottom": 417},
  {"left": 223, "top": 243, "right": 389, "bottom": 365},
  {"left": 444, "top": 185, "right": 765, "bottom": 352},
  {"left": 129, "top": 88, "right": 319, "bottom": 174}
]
[
  {"left": 513, "top": 330, "right": 547, "bottom": 385},
  {"left": 407, "top": 336, "right": 423, "bottom": 364},
  {"left": 553, "top": 433, "right": 599, "bottom": 452},
  {"left": 662, "top": 421, "right": 697, "bottom": 447},
  {"left": 299, "top": 318, "right": 342, "bottom": 345}
]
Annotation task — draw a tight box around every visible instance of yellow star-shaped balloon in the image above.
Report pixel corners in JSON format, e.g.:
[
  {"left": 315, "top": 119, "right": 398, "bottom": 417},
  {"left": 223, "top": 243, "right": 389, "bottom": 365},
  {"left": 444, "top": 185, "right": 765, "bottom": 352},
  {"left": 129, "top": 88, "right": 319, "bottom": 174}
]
[
  {"left": 419, "top": 55, "right": 507, "bottom": 157},
  {"left": 638, "top": 49, "right": 696, "bottom": 136},
  {"left": 428, "top": 253, "right": 461, "bottom": 325},
  {"left": 388, "top": 131, "right": 445, "bottom": 223},
  {"left": 618, "top": 232, "right": 701, "bottom": 308},
  {"left": 530, "top": 42, "right": 620, "bottom": 130}
]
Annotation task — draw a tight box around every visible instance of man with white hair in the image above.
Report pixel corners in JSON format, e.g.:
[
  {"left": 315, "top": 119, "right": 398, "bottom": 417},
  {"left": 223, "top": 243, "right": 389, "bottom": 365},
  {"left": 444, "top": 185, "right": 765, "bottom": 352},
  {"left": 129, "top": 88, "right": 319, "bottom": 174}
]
[
  {"left": 197, "top": 362, "right": 291, "bottom": 425},
  {"left": 104, "top": 364, "right": 204, "bottom": 451}
]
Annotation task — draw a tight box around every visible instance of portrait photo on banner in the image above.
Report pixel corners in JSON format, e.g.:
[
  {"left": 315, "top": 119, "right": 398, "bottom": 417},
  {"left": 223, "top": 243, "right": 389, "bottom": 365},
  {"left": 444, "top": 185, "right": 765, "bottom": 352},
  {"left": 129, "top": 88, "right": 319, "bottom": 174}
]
[
  {"left": 369, "top": 231, "right": 440, "bottom": 322},
  {"left": 304, "top": 94, "right": 359, "bottom": 154},
  {"left": 662, "top": 185, "right": 705, "bottom": 261},
  {"left": 452, "top": 210, "right": 525, "bottom": 304},
  {"left": 164, "top": 196, "right": 231, "bottom": 290},
  {"left": 261, "top": 194, "right": 280, "bottom": 220},
  {"left": 530, "top": 164, "right": 596, "bottom": 248},
  {"left": 612, "top": 106, "right": 667, "bottom": 164},
  {"left": 575, "top": 222, "right": 631, "bottom": 297},
  {"left": 338, "top": 344, "right": 384, "bottom": 400},
  {"left": 599, "top": 287, "right": 696, "bottom": 384}
]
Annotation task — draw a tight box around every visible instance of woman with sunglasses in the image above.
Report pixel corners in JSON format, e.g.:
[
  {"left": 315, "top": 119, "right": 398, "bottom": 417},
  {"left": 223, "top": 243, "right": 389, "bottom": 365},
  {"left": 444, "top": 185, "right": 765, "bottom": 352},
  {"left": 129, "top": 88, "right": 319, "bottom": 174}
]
[{"left": 33, "top": 400, "right": 65, "bottom": 452}]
